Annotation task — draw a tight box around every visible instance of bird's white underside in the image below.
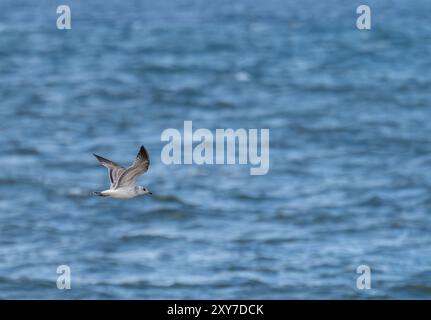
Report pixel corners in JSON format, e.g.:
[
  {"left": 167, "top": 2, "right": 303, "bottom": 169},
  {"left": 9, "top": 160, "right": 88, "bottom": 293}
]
[{"left": 100, "top": 187, "right": 137, "bottom": 199}]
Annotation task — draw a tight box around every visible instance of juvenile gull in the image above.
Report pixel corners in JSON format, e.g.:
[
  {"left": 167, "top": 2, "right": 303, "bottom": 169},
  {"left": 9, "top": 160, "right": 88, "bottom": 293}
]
[{"left": 93, "top": 145, "right": 152, "bottom": 199}]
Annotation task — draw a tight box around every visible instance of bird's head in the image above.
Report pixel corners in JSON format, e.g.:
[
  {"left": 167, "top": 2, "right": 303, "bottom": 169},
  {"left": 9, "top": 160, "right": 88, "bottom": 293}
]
[{"left": 136, "top": 186, "right": 152, "bottom": 196}]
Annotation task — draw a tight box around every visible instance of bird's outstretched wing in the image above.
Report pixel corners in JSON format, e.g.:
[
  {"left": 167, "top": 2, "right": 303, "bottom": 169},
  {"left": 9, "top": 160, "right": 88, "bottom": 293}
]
[
  {"left": 114, "top": 145, "right": 150, "bottom": 189},
  {"left": 93, "top": 153, "right": 126, "bottom": 188}
]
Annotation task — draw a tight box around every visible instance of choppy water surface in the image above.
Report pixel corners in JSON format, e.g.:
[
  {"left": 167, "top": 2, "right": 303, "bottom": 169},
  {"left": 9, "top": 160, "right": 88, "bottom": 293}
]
[{"left": 1, "top": 0, "right": 431, "bottom": 299}]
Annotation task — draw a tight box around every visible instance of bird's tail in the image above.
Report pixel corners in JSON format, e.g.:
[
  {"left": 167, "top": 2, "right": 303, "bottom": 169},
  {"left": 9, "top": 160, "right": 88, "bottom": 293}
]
[{"left": 93, "top": 191, "right": 108, "bottom": 197}]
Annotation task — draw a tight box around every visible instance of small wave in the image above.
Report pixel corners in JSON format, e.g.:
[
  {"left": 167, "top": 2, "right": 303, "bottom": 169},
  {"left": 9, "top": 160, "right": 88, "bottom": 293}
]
[
  {"left": 119, "top": 233, "right": 181, "bottom": 242},
  {"left": 146, "top": 207, "right": 195, "bottom": 220},
  {"left": 154, "top": 194, "right": 196, "bottom": 208},
  {"left": 391, "top": 284, "right": 431, "bottom": 296},
  {"left": 0, "top": 177, "right": 19, "bottom": 185},
  {"left": 2, "top": 147, "right": 41, "bottom": 156}
]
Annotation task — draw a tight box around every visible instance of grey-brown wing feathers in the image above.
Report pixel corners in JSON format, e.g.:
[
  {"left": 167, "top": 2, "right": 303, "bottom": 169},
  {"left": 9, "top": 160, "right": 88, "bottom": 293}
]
[
  {"left": 114, "top": 145, "right": 150, "bottom": 189},
  {"left": 93, "top": 154, "right": 126, "bottom": 187}
]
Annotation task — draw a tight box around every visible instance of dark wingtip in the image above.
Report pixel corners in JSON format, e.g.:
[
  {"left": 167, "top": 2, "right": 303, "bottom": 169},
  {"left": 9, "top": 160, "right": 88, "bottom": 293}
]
[
  {"left": 93, "top": 153, "right": 105, "bottom": 165},
  {"left": 93, "top": 191, "right": 107, "bottom": 197},
  {"left": 93, "top": 153, "right": 104, "bottom": 161},
  {"left": 138, "top": 145, "right": 149, "bottom": 157}
]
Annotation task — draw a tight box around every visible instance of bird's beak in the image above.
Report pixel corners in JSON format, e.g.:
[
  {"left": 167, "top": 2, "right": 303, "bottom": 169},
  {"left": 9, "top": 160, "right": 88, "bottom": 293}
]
[{"left": 149, "top": 192, "right": 153, "bottom": 195}]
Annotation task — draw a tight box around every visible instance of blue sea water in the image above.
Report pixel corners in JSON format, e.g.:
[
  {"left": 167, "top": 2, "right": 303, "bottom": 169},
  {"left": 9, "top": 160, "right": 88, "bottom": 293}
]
[{"left": 1, "top": 0, "right": 431, "bottom": 299}]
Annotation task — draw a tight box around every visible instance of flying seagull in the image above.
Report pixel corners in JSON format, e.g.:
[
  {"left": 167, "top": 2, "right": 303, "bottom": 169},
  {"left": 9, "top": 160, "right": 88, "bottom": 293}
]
[{"left": 93, "top": 145, "right": 152, "bottom": 198}]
